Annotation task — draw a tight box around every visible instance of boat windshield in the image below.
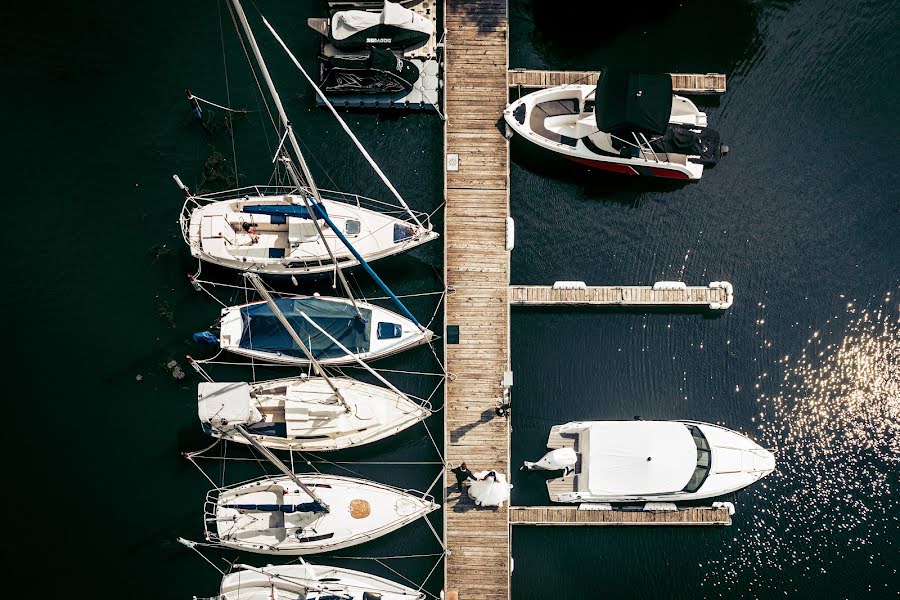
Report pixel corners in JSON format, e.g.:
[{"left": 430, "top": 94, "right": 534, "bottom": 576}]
[{"left": 681, "top": 424, "right": 711, "bottom": 493}]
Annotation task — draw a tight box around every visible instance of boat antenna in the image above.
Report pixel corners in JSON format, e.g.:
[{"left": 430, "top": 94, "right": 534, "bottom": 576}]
[
  {"left": 263, "top": 17, "right": 425, "bottom": 229},
  {"left": 244, "top": 273, "right": 351, "bottom": 413},
  {"left": 229, "top": 0, "right": 362, "bottom": 317}
]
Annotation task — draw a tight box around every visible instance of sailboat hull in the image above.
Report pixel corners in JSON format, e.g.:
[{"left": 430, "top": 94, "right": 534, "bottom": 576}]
[
  {"left": 198, "top": 376, "right": 430, "bottom": 451},
  {"left": 218, "top": 295, "right": 433, "bottom": 366},
  {"left": 181, "top": 190, "right": 438, "bottom": 277},
  {"left": 206, "top": 474, "right": 439, "bottom": 555}
]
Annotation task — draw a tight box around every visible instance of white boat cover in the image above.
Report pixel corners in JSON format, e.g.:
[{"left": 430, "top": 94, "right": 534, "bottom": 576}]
[
  {"left": 198, "top": 382, "right": 261, "bottom": 427},
  {"left": 583, "top": 422, "right": 695, "bottom": 495},
  {"left": 468, "top": 471, "right": 512, "bottom": 507},
  {"left": 333, "top": 1, "right": 431, "bottom": 41}
]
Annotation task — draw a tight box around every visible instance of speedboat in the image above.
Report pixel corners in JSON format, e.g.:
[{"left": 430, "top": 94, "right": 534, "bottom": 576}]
[
  {"left": 198, "top": 378, "right": 430, "bottom": 451},
  {"left": 216, "top": 563, "right": 425, "bottom": 600},
  {"left": 205, "top": 474, "right": 439, "bottom": 555},
  {"left": 504, "top": 71, "right": 727, "bottom": 180},
  {"left": 181, "top": 190, "right": 437, "bottom": 277},
  {"left": 325, "top": 0, "right": 433, "bottom": 51},
  {"left": 525, "top": 420, "right": 775, "bottom": 502},
  {"left": 320, "top": 48, "right": 421, "bottom": 95},
  {"left": 218, "top": 295, "right": 433, "bottom": 366}
]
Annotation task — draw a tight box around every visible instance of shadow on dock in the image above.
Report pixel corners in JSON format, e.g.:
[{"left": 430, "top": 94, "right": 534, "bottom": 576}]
[{"left": 450, "top": 407, "right": 500, "bottom": 443}]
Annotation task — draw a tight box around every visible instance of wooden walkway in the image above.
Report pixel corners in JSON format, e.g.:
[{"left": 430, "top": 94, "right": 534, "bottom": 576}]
[
  {"left": 508, "top": 70, "right": 727, "bottom": 94},
  {"left": 443, "top": 1, "right": 511, "bottom": 599},
  {"left": 510, "top": 505, "right": 732, "bottom": 526},
  {"left": 509, "top": 283, "right": 733, "bottom": 309}
]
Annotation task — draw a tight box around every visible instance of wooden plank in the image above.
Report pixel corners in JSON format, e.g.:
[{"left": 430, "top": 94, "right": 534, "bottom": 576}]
[
  {"left": 507, "top": 69, "right": 726, "bottom": 94},
  {"left": 444, "top": 2, "right": 511, "bottom": 599},
  {"left": 507, "top": 284, "right": 733, "bottom": 310},
  {"left": 509, "top": 506, "right": 732, "bottom": 526}
]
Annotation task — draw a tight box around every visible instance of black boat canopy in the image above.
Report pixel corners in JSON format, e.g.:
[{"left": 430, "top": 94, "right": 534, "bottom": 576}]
[{"left": 595, "top": 71, "right": 673, "bottom": 136}]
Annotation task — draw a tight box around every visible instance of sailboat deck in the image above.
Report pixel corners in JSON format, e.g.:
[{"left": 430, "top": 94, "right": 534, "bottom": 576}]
[{"left": 443, "top": 1, "right": 510, "bottom": 599}]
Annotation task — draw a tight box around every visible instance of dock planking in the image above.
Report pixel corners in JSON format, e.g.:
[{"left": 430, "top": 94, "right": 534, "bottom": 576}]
[
  {"left": 444, "top": 1, "right": 511, "bottom": 599},
  {"left": 507, "top": 70, "right": 727, "bottom": 94},
  {"left": 509, "top": 506, "right": 732, "bottom": 526},
  {"left": 508, "top": 284, "right": 731, "bottom": 309}
]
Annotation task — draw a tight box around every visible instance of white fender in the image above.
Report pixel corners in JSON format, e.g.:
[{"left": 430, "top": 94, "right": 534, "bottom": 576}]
[{"left": 523, "top": 447, "right": 577, "bottom": 471}]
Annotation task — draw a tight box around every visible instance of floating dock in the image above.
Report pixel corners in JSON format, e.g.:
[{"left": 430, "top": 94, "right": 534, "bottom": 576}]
[
  {"left": 443, "top": 1, "right": 511, "bottom": 599},
  {"left": 510, "top": 505, "right": 732, "bottom": 526},
  {"left": 508, "top": 69, "right": 727, "bottom": 94},
  {"left": 509, "top": 281, "right": 734, "bottom": 310}
]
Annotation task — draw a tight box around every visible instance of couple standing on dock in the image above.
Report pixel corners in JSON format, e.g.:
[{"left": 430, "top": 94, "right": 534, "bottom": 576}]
[{"left": 451, "top": 462, "right": 498, "bottom": 492}]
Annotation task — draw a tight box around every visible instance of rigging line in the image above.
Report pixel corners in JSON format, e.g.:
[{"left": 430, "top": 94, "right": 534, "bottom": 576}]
[
  {"left": 421, "top": 418, "right": 444, "bottom": 463},
  {"left": 424, "top": 466, "right": 444, "bottom": 497},
  {"left": 219, "top": 0, "right": 237, "bottom": 186},
  {"left": 178, "top": 538, "right": 225, "bottom": 575},
  {"left": 417, "top": 553, "right": 444, "bottom": 594},
  {"left": 360, "top": 290, "right": 447, "bottom": 301},
  {"left": 374, "top": 559, "right": 441, "bottom": 600},
  {"left": 225, "top": 0, "right": 277, "bottom": 135},
  {"left": 426, "top": 291, "right": 445, "bottom": 330},
  {"left": 422, "top": 511, "right": 447, "bottom": 552},
  {"left": 327, "top": 553, "right": 446, "bottom": 560},
  {"left": 263, "top": 18, "right": 425, "bottom": 229}
]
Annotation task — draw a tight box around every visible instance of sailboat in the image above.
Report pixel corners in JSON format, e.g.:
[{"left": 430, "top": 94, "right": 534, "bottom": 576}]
[
  {"left": 177, "top": 0, "right": 438, "bottom": 277},
  {"left": 213, "top": 562, "right": 425, "bottom": 600},
  {"left": 197, "top": 274, "right": 431, "bottom": 451},
  {"left": 203, "top": 434, "right": 438, "bottom": 555}
]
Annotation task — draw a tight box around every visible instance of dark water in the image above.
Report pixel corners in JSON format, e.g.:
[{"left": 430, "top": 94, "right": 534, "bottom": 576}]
[{"left": 3, "top": 0, "right": 897, "bottom": 598}]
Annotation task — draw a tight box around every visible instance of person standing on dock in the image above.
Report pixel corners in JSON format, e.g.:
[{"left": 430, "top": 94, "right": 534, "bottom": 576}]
[{"left": 451, "top": 462, "right": 477, "bottom": 493}]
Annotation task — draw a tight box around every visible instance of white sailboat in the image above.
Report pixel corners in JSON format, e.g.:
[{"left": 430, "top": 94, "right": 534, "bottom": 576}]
[
  {"left": 205, "top": 473, "right": 438, "bottom": 555},
  {"left": 216, "top": 562, "right": 425, "bottom": 600},
  {"left": 177, "top": 0, "right": 438, "bottom": 277},
  {"left": 525, "top": 420, "right": 775, "bottom": 503},
  {"left": 198, "top": 274, "right": 431, "bottom": 451}
]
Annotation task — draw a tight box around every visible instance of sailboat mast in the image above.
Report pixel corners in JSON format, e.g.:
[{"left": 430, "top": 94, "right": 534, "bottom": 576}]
[
  {"left": 230, "top": 0, "right": 361, "bottom": 316},
  {"left": 245, "top": 274, "right": 351, "bottom": 413},
  {"left": 263, "top": 18, "right": 425, "bottom": 229},
  {"left": 229, "top": 0, "right": 322, "bottom": 203},
  {"left": 232, "top": 425, "right": 328, "bottom": 510}
]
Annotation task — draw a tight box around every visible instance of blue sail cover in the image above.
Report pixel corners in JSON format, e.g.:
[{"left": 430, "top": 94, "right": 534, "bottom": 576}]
[
  {"left": 222, "top": 502, "right": 327, "bottom": 513},
  {"left": 242, "top": 203, "right": 328, "bottom": 220},
  {"left": 239, "top": 297, "right": 371, "bottom": 360}
]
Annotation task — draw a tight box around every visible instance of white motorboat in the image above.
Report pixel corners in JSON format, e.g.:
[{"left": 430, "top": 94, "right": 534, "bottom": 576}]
[
  {"left": 181, "top": 189, "right": 437, "bottom": 277},
  {"left": 205, "top": 474, "right": 439, "bottom": 555},
  {"left": 198, "top": 377, "right": 430, "bottom": 452},
  {"left": 504, "top": 71, "right": 727, "bottom": 180},
  {"left": 217, "top": 562, "right": 425, "bottom": 600},
  {"left": 526, "top": 420, "right": 775, "bottom": 502},
  {"left": 218, "top": 295, "right": 433, "bottom": 366}
]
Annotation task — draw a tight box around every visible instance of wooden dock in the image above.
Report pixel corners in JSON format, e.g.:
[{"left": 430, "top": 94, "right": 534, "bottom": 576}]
[
  {"left": 509, "top": 505, "right": 733, "bottom": 526},
  {"left": 443, "top": 1, "right": 511, "bottom": 599},
  {"left": 509, "top": 282, "right": 733, "bottom": 309},
  {"left": 508, "top": 70, "right": 727, "bottom": 94}
]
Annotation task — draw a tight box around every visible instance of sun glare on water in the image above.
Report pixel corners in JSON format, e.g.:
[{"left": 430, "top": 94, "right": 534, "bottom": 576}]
[{"left": 704, "top": 292, "right": 899, "bottom": 595}]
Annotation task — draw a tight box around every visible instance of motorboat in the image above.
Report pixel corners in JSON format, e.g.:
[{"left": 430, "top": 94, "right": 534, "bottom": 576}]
[
  {"left": 181, "top": 190, "right": 437, "bottom": 277},
  {"left": 325, "top": 0, "right": 433, "bottom": 51},
  {"left": 320, "top": 48, "right": 421, "bottom": 95},
  {"left": 525, "top": 420, "right": 775, "bottom": 502},
  {"left": 504, "top": 70, "right": 727, "bottom": 180},
  {"left": 198, "top": 377, "right": 430, "bottom": 451},
  {"left": 217, "top": 295, "right": 433, "bottom": 366},
  {"left": 216, "top": 563, "right": 425, "bottom": 600},
  {"left": 205, "top": 473, "right": 439, "bottom": 555}
]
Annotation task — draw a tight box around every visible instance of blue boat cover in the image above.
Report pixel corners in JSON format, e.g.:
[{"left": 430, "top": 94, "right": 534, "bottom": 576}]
[
  {"left": 239, "top": 297, "right": 371, "bottom": 360},
  {"left": 222, "top": 502, "right": 327, "bottom": 513},
  {"left": 193, "top": 331, "right": 220, "bottom": 344},
  {"left": 242, "top": 203, "right": 328, "bottom": 220}
]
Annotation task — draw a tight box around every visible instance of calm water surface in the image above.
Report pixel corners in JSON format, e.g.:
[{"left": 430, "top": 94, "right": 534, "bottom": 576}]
[{"left": 3, "top": 0, "right": 897, "bottom": 598}]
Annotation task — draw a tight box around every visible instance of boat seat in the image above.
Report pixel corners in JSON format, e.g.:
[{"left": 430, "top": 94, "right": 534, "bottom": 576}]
[
  {"left": 226, "top": 212, "right": 288, "bottom": 233},
  {"left": 530, "top": 99, "right": 579, "bottom": 146}
]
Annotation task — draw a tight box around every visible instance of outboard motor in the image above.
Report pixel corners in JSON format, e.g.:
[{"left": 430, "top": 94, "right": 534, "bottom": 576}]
[{"left": 522, "top": 447, "right": 577, "bottom": 471}]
